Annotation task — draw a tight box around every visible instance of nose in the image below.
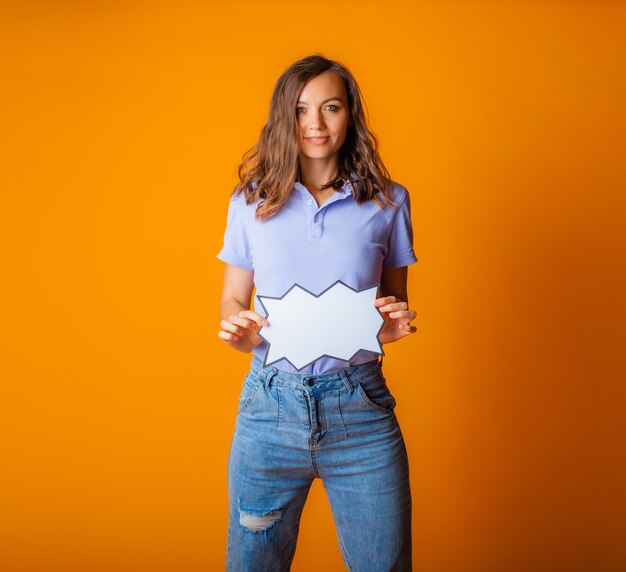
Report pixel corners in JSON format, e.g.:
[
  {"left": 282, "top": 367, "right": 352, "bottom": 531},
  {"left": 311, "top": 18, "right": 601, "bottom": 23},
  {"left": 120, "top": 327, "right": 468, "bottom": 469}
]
[{"left": 308, "top": 110, "right": 326, "bottom": 130}]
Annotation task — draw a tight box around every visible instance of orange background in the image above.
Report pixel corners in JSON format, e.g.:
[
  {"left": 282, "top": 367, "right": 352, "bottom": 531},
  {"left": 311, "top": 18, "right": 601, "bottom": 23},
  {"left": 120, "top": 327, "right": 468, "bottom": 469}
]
[{"left": 1, "top": 1, "right": 625, "bottom": 571}]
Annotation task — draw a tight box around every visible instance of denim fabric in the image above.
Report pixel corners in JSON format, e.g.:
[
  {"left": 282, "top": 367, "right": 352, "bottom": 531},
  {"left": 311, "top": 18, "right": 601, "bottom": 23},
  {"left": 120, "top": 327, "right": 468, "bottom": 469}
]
[{"left": 226, "top": 355, "right": 412, "bottom": 571}]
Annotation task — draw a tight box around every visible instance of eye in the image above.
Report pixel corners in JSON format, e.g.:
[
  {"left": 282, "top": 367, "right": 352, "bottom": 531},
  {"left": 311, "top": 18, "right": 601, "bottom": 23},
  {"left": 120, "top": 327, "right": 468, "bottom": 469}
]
[{"left": 296, "top": 105, "right": 339, "bottom": 114}]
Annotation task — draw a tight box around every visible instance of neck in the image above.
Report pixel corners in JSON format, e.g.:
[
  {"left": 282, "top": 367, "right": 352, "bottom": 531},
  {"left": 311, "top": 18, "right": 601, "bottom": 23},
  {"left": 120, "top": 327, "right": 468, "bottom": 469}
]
[{"left": 298, "top": 157, "right": 339, "bottom": 192}]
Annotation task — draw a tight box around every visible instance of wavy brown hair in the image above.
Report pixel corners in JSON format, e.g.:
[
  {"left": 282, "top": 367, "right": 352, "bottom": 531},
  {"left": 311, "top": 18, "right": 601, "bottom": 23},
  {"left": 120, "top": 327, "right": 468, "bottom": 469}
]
[{"left": 232, "top": 53, "right": 399, "bottom": 222}]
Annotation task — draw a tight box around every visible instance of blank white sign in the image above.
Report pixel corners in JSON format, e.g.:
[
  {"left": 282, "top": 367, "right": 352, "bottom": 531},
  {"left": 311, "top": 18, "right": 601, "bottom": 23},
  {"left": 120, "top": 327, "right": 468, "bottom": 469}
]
[{"left": 256, "top": 280, "right": 385, "bottom": 370}]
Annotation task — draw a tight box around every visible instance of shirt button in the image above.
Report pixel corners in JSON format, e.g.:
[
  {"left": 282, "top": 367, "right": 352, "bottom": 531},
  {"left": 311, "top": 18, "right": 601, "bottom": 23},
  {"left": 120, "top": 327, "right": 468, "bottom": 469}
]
[{"left": 306, "top": 199, "right": 312, "bottom": 205}]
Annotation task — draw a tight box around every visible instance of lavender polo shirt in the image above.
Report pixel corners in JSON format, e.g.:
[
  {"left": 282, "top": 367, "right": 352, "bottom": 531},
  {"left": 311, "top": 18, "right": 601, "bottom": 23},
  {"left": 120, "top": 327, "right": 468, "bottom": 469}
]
[{"left": 216, "top": 176, "right": 418, "bottom": 374}]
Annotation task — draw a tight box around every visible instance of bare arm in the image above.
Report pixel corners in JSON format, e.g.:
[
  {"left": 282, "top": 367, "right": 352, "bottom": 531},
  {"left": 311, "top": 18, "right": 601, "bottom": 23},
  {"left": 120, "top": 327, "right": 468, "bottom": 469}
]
[
  {"left": 379, "top": 266, "right": 409, "bottom": 305},
  {"left": 375, "top": 266, "right": 417, "bottom": 343},
  {"left": 218, "top": 264, "right": 268, "bottom": 353},
  {"left": 219, "top": 264, "right": 255, "bottom": 320}
]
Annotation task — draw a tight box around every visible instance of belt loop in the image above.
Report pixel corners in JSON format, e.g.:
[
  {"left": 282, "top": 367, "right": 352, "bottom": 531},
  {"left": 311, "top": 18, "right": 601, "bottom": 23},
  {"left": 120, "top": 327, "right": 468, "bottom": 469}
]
[
  {"left": 264, "top": 368, "right": 278, "bottom": 390},
  {"left": 338, "top": 370, "right": 354, "bottom": 394}
]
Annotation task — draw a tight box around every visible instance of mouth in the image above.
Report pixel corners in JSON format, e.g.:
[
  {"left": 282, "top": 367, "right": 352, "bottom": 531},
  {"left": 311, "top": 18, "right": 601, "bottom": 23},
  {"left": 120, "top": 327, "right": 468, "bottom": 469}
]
[{"left": 304, "top": 136, "right": 330, "bottom": 145}]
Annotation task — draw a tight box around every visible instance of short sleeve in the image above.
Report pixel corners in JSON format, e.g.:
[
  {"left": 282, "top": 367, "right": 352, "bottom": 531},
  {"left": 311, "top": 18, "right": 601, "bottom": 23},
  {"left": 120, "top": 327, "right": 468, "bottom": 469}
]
[
  {"left": 382, "top": 186, "right": 418, "bottom": 269},
  {"left": 216, "top": 192, "right": 254, "bottom": 270}
]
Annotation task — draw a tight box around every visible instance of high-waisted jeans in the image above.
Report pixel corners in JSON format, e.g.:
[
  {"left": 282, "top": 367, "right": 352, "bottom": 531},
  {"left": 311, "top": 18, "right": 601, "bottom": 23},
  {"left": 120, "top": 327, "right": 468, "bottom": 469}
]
[{"left": 226, "top": 355, "right": 412, "bottom": 571}]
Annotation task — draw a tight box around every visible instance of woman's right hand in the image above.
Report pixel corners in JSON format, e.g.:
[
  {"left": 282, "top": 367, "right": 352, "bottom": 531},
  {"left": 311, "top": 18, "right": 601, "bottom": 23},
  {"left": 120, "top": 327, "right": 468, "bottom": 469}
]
[{"left": 218, "top": 310, "right": 269, "bottom": 353}]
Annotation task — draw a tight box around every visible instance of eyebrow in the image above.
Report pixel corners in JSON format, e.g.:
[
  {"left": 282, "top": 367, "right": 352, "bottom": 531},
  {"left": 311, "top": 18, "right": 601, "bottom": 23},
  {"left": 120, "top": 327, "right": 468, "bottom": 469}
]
[{"left": 296, "top": 97, "right": 344, "bottom": 105}]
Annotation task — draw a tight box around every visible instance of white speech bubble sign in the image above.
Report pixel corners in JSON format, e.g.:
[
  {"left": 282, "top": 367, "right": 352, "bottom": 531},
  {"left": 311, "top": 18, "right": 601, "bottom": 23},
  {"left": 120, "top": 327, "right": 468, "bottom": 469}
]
[{"left": 255, "top": 280, "right": 385, "bottom": 371}]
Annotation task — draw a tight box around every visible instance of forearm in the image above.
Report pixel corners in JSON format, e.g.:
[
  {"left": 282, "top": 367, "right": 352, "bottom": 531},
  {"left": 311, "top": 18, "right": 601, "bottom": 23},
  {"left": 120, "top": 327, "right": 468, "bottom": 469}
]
[
  {"left": 220, "top": 298, "right": 249, "bottom": 322},
  {"left": 380, "top": 266, "right": 409, "bottom": 303}
]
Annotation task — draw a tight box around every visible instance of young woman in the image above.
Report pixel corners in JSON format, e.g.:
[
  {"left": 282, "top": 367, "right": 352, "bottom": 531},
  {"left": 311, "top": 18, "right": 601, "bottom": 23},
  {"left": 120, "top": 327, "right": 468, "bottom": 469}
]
[{"left": 217, "top": 54, "right": 418, "bottom": 571}]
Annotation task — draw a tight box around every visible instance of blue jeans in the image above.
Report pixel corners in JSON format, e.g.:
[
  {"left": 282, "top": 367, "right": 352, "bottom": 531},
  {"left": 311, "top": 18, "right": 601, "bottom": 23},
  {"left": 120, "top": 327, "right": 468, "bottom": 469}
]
[{"left": 226, "top": 355, "right": 412, "bottom": 571}]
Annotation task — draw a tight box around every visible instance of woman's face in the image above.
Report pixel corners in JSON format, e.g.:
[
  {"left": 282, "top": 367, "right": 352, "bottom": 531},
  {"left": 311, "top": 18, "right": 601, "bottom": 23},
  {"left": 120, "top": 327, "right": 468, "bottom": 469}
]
[{"left": 295, "top": 70, "right": 351, "bottom": 163}]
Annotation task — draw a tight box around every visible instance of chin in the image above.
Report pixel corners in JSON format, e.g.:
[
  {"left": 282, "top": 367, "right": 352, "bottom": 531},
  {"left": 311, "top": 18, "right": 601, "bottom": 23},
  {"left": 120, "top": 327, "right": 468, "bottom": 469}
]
[{"left": 304, "top": 153, "right": 336, "bottom": 160}]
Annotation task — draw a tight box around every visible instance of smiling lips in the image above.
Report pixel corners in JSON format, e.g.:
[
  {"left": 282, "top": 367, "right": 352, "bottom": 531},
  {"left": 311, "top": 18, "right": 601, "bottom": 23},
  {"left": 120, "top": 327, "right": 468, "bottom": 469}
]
[{"left": 305, "top": 136, "right": 329, "bottom": 145}]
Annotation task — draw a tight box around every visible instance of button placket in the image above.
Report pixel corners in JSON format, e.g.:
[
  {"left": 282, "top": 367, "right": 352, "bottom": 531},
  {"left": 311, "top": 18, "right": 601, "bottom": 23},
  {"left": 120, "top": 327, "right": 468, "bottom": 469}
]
[
  {"left": 311, "top": 215, "right": 322, "bottom": 240},
  {"left": 307, "top": 206, "right": 323, "bottom": 241}
]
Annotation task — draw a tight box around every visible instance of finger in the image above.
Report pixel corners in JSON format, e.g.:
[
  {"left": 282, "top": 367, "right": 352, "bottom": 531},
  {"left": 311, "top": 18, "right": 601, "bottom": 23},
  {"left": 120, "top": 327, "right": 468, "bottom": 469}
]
[
  {"left": 220, "top": 316, "right": 246, "bottom": 336},
  {"left": 218, "top": 330, "right": 240, "bottom": 341},
  {"left": 373, "top": 296, "right": 398, "bottom": 307},
  {"left": 379, "top": 301, "right": 409, "bottom": 314},
  {"left": 221, "top": 318, "right": 245, "bottom": 336},
  {"left": 374, "top": 296, "right": 402, "bottom": 306},
  {"left": 229, "top": 314, "right": 258, "bottom": 331},
  {"left": 238, "top": 310, "right": 269, "bottom": 327},
  {"left": 390, "top": 309, "right": 417, "bottom": 320}
]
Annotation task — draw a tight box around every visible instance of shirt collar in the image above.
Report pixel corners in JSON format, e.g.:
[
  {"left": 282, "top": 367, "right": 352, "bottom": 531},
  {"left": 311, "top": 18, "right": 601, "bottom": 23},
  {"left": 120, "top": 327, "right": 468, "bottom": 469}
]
[{"left": 294, "top": 171, "right": 357, "bottom": 196}]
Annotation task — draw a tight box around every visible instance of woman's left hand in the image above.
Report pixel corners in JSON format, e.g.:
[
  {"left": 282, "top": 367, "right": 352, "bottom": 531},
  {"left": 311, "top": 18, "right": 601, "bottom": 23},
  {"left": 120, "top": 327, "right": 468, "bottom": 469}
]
[{"left": 373, "top": 296, "right": 418, "bottom": 344}]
